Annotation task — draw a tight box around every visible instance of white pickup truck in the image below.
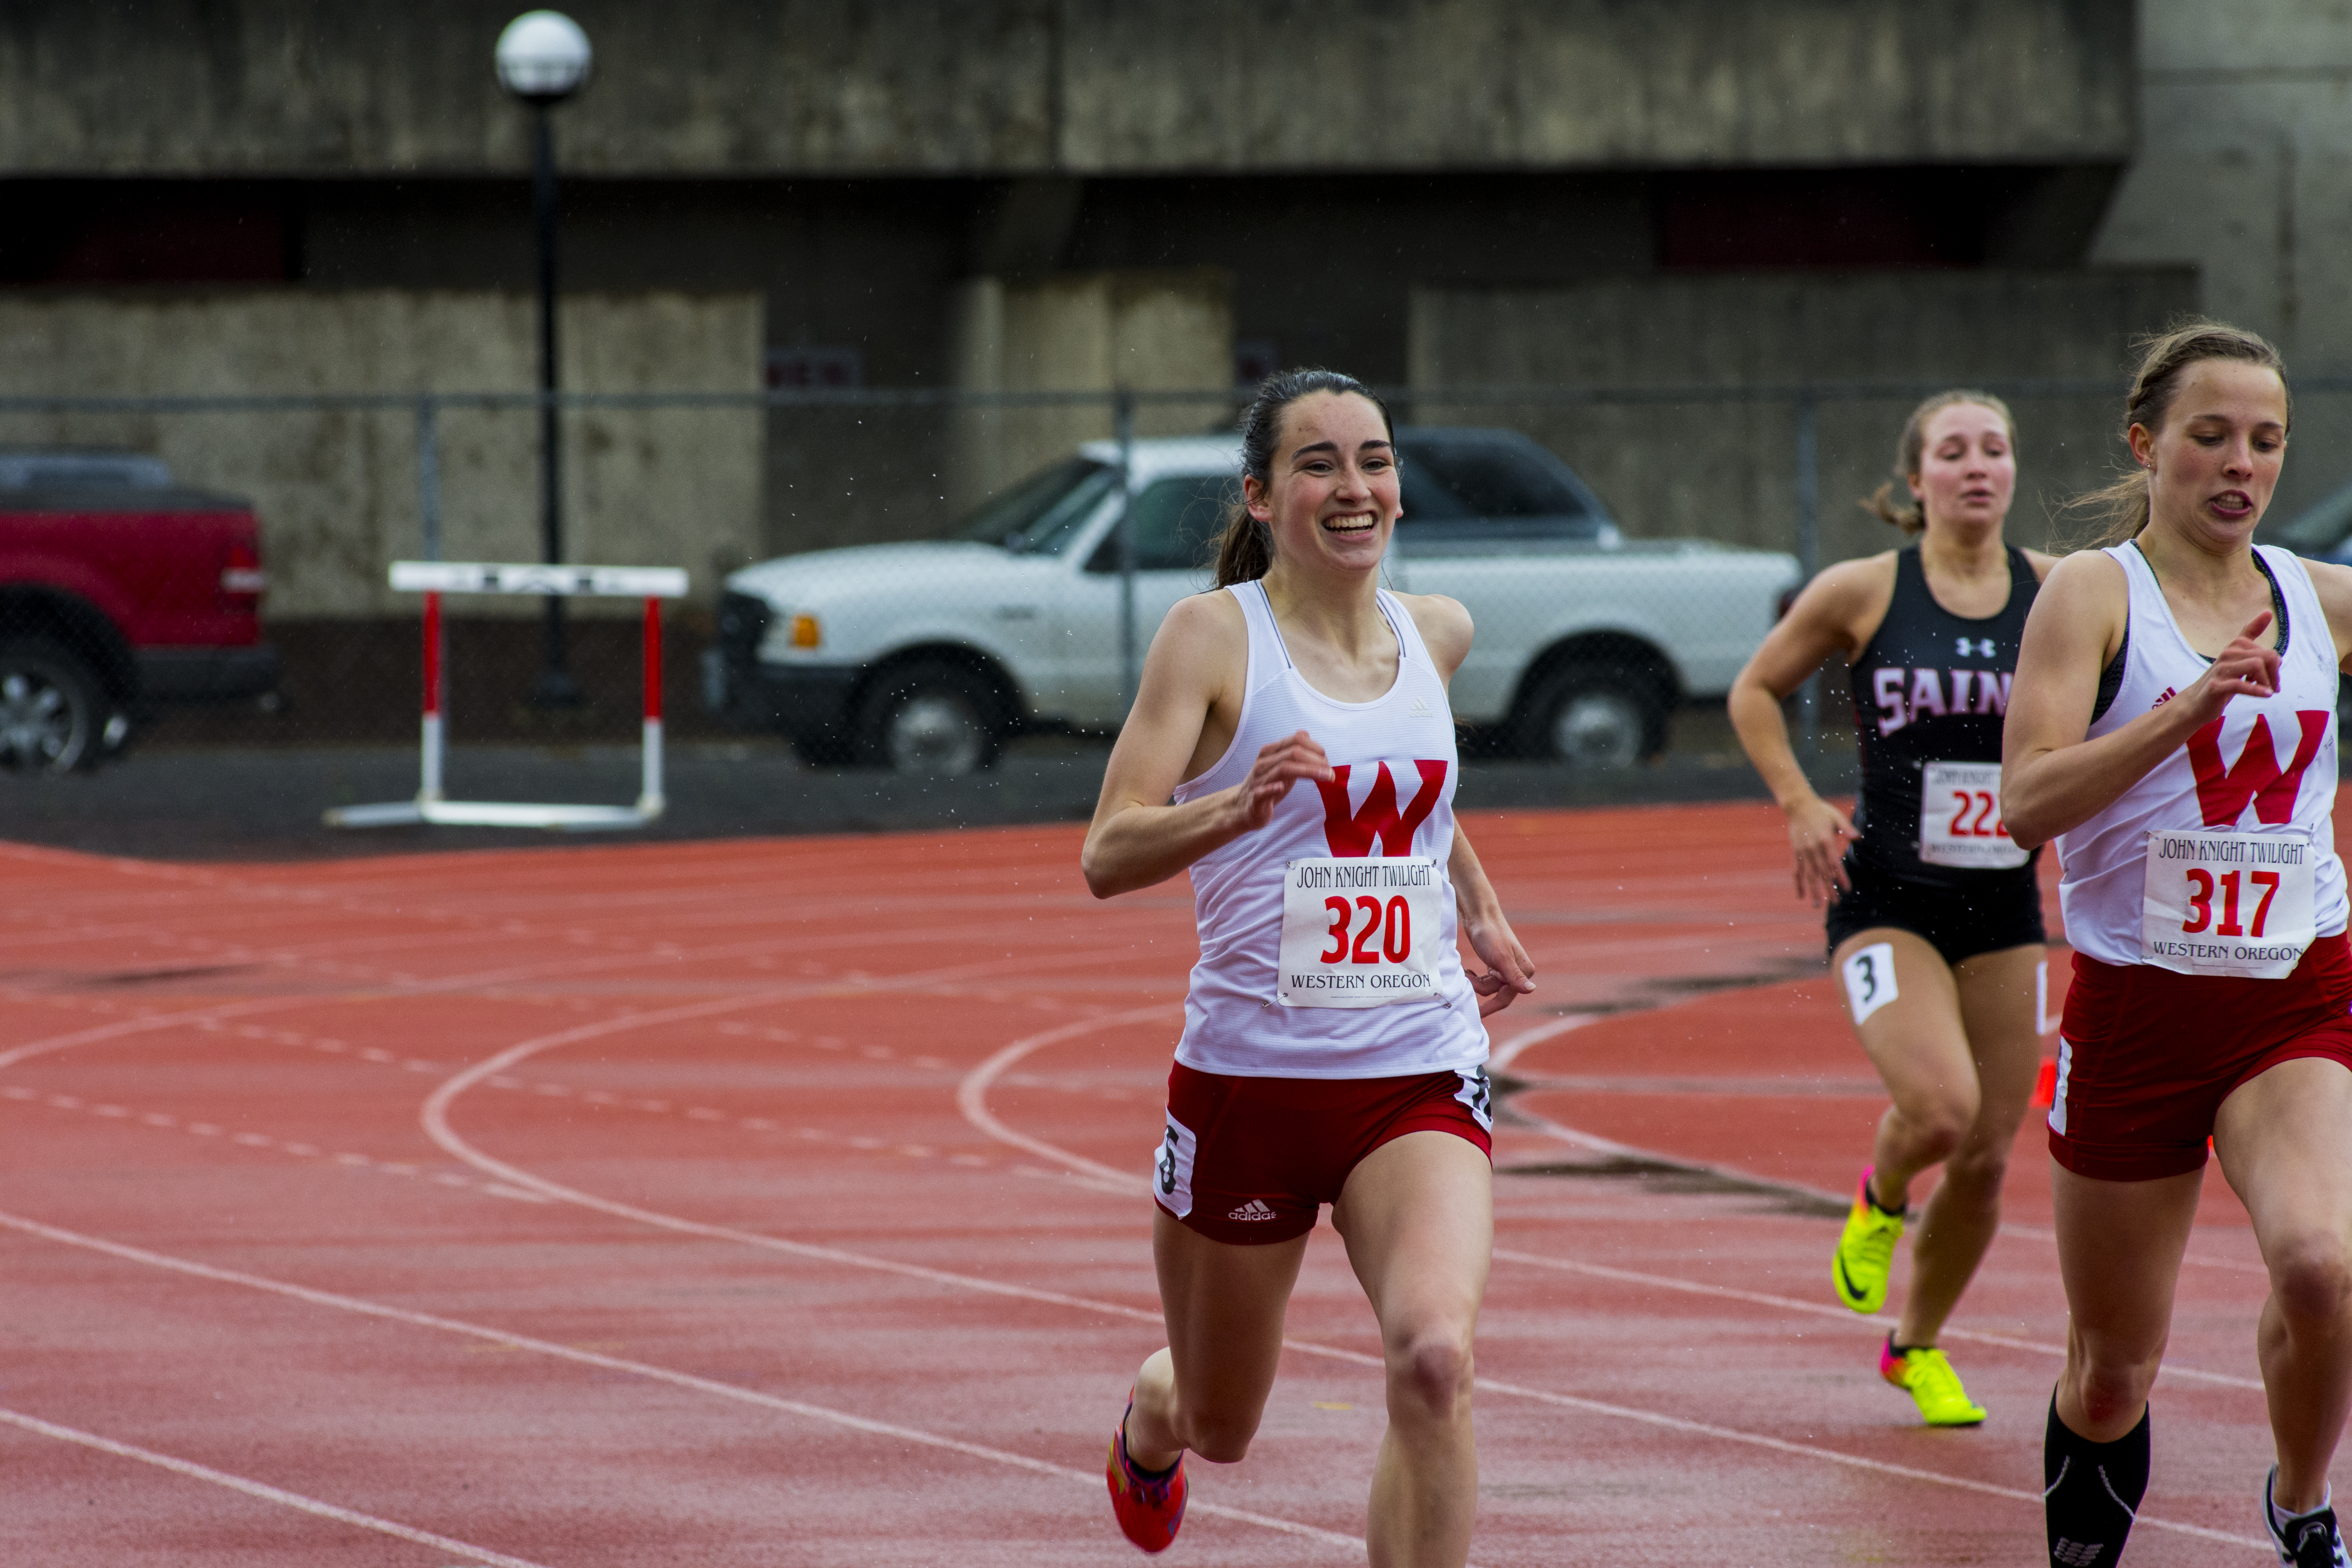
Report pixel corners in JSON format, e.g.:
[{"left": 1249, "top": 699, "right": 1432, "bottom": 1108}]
[{"left": 711, "top": 428, "right": 1800, "bottom": 774}]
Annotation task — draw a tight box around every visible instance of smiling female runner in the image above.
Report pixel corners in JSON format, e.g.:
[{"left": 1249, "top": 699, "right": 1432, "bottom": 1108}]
[
  {"left": 2005, "top": 323, "right": 2352, "bottom": 1568},
  {"left": 1728, "top": 391, "right": 2055, "bottom": 1427},
  {"left": 1081, "top": 368, "right": 1535, "bottom": 1564}
]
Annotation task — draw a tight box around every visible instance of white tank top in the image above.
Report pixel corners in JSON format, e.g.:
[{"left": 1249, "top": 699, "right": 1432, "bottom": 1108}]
[
  {"left": 2056, "top": 543, "right": 2347, "bottom": 966},
  {"left": 1170, "top": 582, "right": 1488, "bottom": 1079}
]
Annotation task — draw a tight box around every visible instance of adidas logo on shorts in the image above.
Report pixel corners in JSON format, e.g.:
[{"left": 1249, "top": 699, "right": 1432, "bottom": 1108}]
[{"left": 1227, "top": 1199, "right": 1278, "bottom": 1222}]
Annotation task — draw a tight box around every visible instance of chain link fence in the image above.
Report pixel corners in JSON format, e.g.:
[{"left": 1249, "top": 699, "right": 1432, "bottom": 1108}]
[{"left": 6, "top": 375, "right": 2349, "bottom": 805}]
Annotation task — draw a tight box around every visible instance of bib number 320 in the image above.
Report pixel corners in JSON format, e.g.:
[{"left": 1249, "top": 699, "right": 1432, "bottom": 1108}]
[
  {"left": 2140, "top": 828, "right": 2316, "bottom": 979},
  {"left": 1278, "top": 857, "right": 1443, "bottom": 1008}
]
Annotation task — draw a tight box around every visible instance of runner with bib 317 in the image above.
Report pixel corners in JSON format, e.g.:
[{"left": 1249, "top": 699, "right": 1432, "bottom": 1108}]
[{"left": 2005, "top": 321, "right": 2352, "bottom": 1568}]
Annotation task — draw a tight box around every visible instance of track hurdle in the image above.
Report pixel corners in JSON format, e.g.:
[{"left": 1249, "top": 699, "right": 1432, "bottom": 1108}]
[{"left": 325, "top": 561, "right": 690, "bottom": 831}]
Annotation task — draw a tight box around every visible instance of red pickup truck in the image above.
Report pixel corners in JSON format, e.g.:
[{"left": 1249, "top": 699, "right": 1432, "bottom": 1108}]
[{"left": 0, "top": 452, "right": 279, "bottom": 772}]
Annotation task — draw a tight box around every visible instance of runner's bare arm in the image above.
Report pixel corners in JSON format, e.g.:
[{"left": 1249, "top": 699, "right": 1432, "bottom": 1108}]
[
  {"left": 1081, "top": 594, "right": 1335, "bottom": 899},
  {"left": 2304, "top": 557, "right": 2352, "bottom": 671},
  {"left": 1727, "top": 556, "right": 1890, "bottom": 904},
  {"left": 2002, "top": 551, "right": 2276, "bottom": 849},
  {"left": 1399, "top": 592, "right": 1475, "bottom": 683},
  {"left": 1449, "top": 827, "right": 1535, "bottom": 1016}
]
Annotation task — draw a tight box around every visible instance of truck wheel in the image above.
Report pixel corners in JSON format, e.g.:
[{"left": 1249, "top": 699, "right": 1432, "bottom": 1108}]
[
  {"left": 854, "top": 661, "right": 1005, "bottom": 775},
  {"left": 1518, "top": 662, "right": 1669, "bottom": 769},
  {"left": 0, "top": 638, "right": 104, "bottom": 775}
]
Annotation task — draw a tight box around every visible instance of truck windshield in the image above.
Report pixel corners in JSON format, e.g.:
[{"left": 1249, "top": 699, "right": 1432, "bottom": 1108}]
[{"left": 953, "top": 457, "right": 1122, "bottom": 555}]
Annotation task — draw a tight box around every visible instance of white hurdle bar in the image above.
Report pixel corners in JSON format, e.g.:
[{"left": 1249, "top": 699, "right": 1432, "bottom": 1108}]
[{"left": 325, "top": 561, "right": 690, "bottom": 831}]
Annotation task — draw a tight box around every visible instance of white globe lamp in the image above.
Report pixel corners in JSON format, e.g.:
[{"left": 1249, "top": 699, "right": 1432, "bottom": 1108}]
[
  {"left": 495, "top": 11, "right": 592, "bottom": 104},
  {"left": 497, "top": 9, "right": 594, "bottom": 704}
]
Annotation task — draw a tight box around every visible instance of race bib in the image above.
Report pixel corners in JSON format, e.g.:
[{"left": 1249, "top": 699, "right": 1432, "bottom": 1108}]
[
  {"left": 2140, "top": 828, "right": 2316, "bottom": 979},
  {"left": 1918, "top": 761, "right": 2028, "bottom": 869},
  {"left": 1278, "top": 857, "right": 1443, "bottom": 1008}
]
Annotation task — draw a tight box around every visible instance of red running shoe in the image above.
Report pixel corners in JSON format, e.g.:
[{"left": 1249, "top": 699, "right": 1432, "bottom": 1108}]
[{"left": 1106, "top": 1395, "right": 1187, "bottom": 1553}]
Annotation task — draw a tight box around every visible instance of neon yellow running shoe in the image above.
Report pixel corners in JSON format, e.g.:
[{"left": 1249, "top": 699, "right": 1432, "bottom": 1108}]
[
  {"left": 1880, "top": 1337, "right": 1987, "bottom": 1426},
  {"left": 1831, "top": 1167, "right": 1904, "bottom": 1314}
]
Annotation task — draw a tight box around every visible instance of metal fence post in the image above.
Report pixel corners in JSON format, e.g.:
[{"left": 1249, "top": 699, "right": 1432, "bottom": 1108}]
[
  {"left": 1116, "top": 388, "right": 1138, "bottom": 717},
  {"left": 1794, "top": 394, "right": 1821, "bottom": 760},
  {"left": 415, "top": 396, "right": 447, "bottom": 802},
  {"left": 416, "top": 396, "right": 443, "bottom": 563}
]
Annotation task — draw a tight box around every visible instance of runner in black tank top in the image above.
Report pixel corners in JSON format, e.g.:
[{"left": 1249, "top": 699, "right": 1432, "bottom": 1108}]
[
  {"left": 1729, "top": 392, "right": 2054, "bottom": 1430},
  {"left": 1845, "top": 543, "right": 2042, "bottom": 895}
]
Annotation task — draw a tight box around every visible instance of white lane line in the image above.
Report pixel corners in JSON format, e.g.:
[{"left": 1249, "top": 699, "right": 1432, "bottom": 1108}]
[
  {"left": 956, "top": 1007, "right": 1178, "bottom": 1189},
  {"left": 946, "top": 1024, "right": 2266, "bottom": 1546},
  {"left": 0, "top": 1213, "right": 1365, "bottom": 1557},
  {"left": 956, "top": 1016, "right": 2266, "bottom": 1383},
  {"left": 1490, "top": 1249, "right": 2263, "bottom": 1392},
  {"left": 0, "top": 1405, "right": 554, "bottom": 1568},
  {"left": 1501, "top": 1094, "right": 2270, "bottom": 1278},
  {"left": 1452, "top": 1369, "right": 2265, "bottom": 1550},
  {"left": 1486, "top": 1012, "right": 1603, "bottom": 1074},
  {"left": 420, "top": 955, "right": 1189, "bottom": 1327}
]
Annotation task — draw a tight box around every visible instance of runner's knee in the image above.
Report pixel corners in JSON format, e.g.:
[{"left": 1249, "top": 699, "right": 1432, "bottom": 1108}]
[
  {"left": 1385, "top": 1325, "right": 1475, "bottom": 1424},
  {"left": 1897, "top": 1091, "right": 1976, "bottom": 1161},
  {"left": 2268, "top": 1232, "right": 2352, "bottom": 1330},
  {"left": 2069, "top": 1345, "right": 2161, "bottom": 1427}
]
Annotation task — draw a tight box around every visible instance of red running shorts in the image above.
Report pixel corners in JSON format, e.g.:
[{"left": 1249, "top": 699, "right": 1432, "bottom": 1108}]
[
  {"left": 2049, "top": 932, "right": 2352, "bottom": 1181},
  {"left": 1152, "top": 1061, "right": 1493, "bottom": 1245}
]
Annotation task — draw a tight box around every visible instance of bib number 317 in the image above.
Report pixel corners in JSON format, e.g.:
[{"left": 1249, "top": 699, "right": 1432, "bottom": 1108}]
[
  {"left": 2140, "top": 828, "right": 2316, "bottom": 979},
  {"left": 1279, "top": 857, "right": 1443, "bottom": 1008}
]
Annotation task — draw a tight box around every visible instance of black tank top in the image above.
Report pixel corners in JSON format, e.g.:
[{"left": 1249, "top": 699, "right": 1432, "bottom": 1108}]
[{"left": 1847, "top": 544, "right": 2040, "bottom": 884}]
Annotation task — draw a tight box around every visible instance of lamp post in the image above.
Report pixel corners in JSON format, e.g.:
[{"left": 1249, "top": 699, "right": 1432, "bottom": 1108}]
[{"left": 495, "top": 10, "right": 593, "bottom": 708}]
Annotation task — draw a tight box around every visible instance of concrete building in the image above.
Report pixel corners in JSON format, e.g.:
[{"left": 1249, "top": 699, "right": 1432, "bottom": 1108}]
[
  {"left": 5, "top": 0, "right": 2283, "bottom": 735},
  {"left": 2091, "top": 0, "right": 2352, "bottom": 523}
]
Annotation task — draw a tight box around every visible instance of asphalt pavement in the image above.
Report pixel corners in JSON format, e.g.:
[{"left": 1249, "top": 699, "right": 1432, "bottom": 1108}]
[{"left": 0, "top": 717, "right": 1857, "bottom": 863}]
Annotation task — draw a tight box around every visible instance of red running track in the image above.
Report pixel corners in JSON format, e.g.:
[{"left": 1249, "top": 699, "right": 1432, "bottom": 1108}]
[{"left": 0, "top": 799, "right": 2307, "bottom": 1565}]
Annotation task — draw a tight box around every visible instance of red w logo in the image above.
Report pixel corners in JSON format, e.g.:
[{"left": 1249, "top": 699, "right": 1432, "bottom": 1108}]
[
  {"left": 1316, "top": 760, "right": 1448, "bottom": 857},
  {"left": 2188, "top": 710, "right": 2329, "bottom": 826}
]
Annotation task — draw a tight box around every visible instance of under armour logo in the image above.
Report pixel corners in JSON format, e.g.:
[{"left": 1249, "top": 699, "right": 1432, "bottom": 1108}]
[{"left": 1956, "top": 636, "right": 1996, "bottom": 659}]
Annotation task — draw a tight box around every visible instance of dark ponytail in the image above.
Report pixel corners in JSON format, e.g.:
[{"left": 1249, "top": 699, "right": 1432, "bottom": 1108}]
[{"left": 1212, "top": 368, "right": 1393, "bottom": 587}]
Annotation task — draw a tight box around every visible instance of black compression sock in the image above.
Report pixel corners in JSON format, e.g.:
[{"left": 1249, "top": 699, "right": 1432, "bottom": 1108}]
[{"left": 2045, "top": 1394, "right": 2150, "bottom": 1567}]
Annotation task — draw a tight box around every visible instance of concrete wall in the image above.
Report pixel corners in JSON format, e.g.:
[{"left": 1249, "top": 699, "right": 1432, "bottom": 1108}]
[
  {"left": 0, "top": 0, "right": 2132, "bottom": 177},
  {"left": 1408, "top": 270, "right": 2197, "bottom": 570},
  {"left": 0, "top": 289, "right": 762, "bottom": 615},
  {"left": 2091, "top": 0, "right": 2352, "bottom": 521},
  {"left": 945, "top": 269, "right": 1232, "bottom": 512}
]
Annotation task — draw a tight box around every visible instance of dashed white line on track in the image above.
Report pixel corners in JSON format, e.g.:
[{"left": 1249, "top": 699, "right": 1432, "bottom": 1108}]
[{"left": 0, "top": 1211, "right": 1371, "bottom": 1559}]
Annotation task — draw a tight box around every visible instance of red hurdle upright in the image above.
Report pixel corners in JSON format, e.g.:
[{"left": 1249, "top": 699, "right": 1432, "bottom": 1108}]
[{"left": 326, "top": 561, "right": 689, "bottom": 830}]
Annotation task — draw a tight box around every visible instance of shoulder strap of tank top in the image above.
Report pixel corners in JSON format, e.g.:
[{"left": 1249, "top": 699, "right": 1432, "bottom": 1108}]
[
  {"left": 1237, "top": 579, "right": 1294, "bottom": 670},
  {"left": 2253, "top": 545, "right": 2301, "bottom": 654},
  {"left": 1851, "top": 548, "right": 1916, "bottom": 669},
  {"left": 2110, "top": 541, "right": 2154, "bottom": 595},
  {"left": 1376, "top": 589, "right": 1432, "bottom": 669},
  {"left": 1892, "top": 544, "right": 1924, "bottom": 605}
]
